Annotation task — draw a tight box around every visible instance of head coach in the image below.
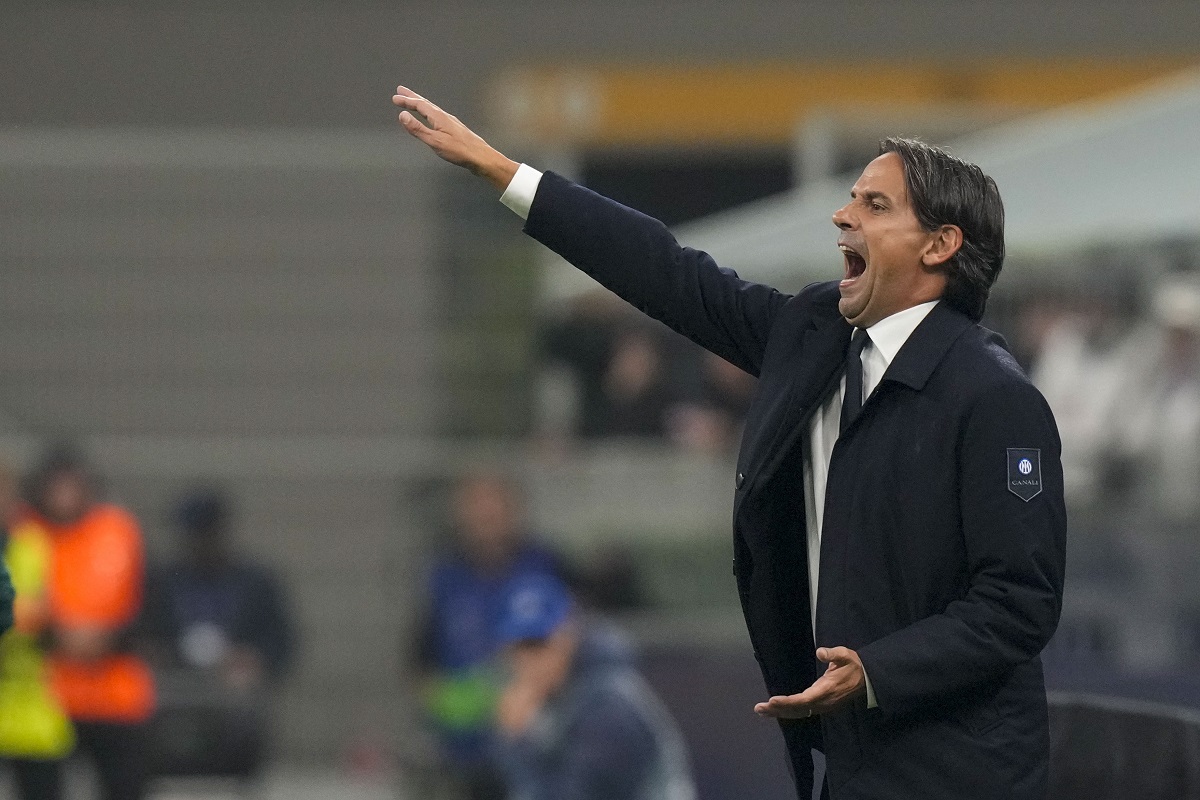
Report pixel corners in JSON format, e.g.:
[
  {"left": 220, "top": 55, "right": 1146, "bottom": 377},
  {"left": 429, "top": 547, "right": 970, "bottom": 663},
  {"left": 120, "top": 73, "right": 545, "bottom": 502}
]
[{"left": 393, "top": 85, "right": 1066, "bottom": 800}]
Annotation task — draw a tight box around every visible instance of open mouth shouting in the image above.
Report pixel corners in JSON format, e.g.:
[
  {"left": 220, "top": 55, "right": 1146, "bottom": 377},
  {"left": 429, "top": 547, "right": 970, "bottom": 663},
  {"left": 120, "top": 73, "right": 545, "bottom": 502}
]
[{"left": 839, "top": 240, "right": 867, "bottom": 287}]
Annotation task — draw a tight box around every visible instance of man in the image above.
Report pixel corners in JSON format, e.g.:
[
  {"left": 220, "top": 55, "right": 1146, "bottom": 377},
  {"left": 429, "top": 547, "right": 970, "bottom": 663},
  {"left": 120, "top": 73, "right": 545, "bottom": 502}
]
[
  {"left": 411, "top": 470, "right": 565, "bottom": 799},
  {"left": 491, "top": 573, "right": 694, "bottom": 800},
  {"left": 393, "top": 87, "right": 1066, "bottom": 799},
  {"left": 0, "top": 460, "right": 75, "bottom": 800},
  {"left": 141, "top": 489, "right": 295, "bottom": 778},
  {"left": 22, "top": 445, "right": 155, "bottom": 800},
  {"left": 144, "top": 489, "right": 294, "bottom": 688}
]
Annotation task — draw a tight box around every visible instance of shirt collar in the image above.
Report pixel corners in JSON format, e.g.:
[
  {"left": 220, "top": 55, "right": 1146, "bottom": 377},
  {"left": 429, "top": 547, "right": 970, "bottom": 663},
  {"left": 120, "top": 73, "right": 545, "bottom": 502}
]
[{"left": 863, "top": 300, "right": 940, "bottom": 365}]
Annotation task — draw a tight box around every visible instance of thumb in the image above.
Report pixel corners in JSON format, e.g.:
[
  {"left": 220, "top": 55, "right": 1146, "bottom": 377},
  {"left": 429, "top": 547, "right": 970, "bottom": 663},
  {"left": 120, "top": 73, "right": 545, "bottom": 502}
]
[{"left": 816, "top": 646, "right": 851, "bottom": 664}]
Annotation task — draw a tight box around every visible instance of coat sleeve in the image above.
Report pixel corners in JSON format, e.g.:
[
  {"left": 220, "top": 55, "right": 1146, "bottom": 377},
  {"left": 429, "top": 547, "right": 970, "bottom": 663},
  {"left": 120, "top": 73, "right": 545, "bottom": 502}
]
[
  {"left": 523, "top": 171, "right": 791, "bottom": 377},
  {"left": 856, "top": 378, "right": 1067, "bottom": 716}
]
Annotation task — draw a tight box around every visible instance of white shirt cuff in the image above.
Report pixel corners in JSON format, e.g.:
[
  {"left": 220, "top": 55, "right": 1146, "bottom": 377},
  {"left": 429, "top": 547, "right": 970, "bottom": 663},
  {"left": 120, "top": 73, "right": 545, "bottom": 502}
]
[
  {"left": 864, "top": 667, "right": 878, "bottom": 709},
  {"left": 499, "top": 163, "right": 543, "bottom": 221}
]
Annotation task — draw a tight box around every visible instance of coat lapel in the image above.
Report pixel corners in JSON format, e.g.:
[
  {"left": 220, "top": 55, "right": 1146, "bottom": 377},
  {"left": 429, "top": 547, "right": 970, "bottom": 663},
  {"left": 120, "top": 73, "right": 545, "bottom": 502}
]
[{"left": 749, "top": 303, "right": 852, "bottom": 487}]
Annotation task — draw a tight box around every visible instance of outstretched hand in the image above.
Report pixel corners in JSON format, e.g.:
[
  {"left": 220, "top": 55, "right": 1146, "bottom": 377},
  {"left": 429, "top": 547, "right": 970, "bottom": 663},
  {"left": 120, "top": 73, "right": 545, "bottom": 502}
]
[
  {"left": 392, "top": 86, "right": 519, "bottom": 191},
  {"left": 754, "top": 646, "right": 867, "bottom": 719}
]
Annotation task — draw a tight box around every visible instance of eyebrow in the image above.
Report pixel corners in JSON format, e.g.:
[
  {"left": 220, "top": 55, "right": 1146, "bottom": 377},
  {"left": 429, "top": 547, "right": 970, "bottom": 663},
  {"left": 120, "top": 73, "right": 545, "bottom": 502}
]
[{"left": 850, "top": 189, "right": 893, "bottom": 205}]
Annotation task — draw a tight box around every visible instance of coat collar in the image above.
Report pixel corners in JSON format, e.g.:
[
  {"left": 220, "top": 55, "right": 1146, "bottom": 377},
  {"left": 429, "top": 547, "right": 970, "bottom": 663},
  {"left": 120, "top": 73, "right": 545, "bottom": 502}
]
[{"left": 878, "top": 300, "right": 975, "bottom": 391}]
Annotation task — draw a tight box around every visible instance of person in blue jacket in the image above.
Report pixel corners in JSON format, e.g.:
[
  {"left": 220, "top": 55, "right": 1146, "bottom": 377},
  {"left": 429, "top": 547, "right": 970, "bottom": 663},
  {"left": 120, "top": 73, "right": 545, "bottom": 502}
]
[
  {"left": 411, "top": 470, "right": 566, "bottom": 799},
  {"left": 393, "top": 86, "right": 1066, "bottom": 800},
  {"left": 492, "top": 573, "right": 694, "bottom": 800}
]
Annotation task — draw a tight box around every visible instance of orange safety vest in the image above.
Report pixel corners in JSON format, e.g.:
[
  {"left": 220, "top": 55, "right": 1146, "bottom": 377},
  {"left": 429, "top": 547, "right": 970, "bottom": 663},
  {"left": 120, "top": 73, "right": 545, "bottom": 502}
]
[{"left": 33, "top": 504, "right": 155, "bottom": 723}]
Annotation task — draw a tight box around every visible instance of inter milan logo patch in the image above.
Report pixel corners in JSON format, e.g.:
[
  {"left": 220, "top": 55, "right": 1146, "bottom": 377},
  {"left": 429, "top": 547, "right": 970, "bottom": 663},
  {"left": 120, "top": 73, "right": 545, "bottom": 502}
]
[{"left": 1007, "top": 448, "right": 1042, "bottom": 501}]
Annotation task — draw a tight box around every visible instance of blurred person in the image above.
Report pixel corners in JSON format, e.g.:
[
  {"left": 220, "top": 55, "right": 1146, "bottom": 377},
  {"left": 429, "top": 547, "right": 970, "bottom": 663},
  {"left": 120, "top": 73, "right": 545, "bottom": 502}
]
[
  {"left": 539, "top": 289, "right": 631, "bottom": 440},
  {"left": 539, "top": 295, "right": 676, "bottom": 442},
  {"left": 667, "top": 350, "right": 758, "bottom": 454},
  {"left": 1026, "top": 294, "right": 1131, "bottom": 509},
  {"left": 140, "top": 489, "right": 294, "bottom": 779},
  {"left": 21, "top": 445, "right": 154, "bottom": 800},
  {"left": 0, "top": 467, "right": 11, "bottom": 636},
  {"left": 395, "top": 88, "right": 1065, "bottom": 800},
  {"left": 491, "top": 573, "right": 694, "bottom": 800},
  {"left": 144, "top": 489, "right": 294, "bottom": 689},
  {"left": 411, "top": 471, "right": 566, "bottom": 800},
  {"left": 1112, "top": 278, "right": 1200, "bottom": 526},
  {"left": 0, "top": 538, "right": 11, "bottom": 639},
  {"left": 599, "top": 327, "right": 672, "bottom": 438},
  {"left": 0, "top": 462, "right": 76, "bottom": 800}
]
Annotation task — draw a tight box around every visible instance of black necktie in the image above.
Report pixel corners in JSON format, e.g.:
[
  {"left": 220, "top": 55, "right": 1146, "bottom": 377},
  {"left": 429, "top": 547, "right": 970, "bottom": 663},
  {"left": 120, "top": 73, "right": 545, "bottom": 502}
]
[{"left": 840, "top": 329, "right": 870, "bottom": 434}]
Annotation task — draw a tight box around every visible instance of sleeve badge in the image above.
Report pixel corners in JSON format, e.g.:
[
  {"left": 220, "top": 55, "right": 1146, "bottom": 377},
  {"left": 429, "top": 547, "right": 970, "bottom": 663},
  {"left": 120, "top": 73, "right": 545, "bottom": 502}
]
[{"left": 1007, "top": 448, "right": 1042, "bottom": 501}]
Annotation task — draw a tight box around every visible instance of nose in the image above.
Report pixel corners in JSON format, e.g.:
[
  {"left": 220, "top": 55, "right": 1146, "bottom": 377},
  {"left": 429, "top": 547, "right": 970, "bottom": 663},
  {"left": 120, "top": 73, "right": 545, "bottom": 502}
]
[{"left": 832, "top": 203, "right": 855, "bottom": 230}]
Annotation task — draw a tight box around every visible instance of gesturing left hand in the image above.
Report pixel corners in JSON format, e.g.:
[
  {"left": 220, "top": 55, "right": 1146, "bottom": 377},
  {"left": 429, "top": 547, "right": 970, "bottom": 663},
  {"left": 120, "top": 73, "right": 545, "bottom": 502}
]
[{"left": 754, "top": 646, "right": 867, "bottom": 719}]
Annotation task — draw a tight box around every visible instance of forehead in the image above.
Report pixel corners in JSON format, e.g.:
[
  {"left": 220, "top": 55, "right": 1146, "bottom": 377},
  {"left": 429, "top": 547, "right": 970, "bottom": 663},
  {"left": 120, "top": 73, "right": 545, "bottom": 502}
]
[{"left": 851, "top": 151, "right": 909, "bottom": 204}]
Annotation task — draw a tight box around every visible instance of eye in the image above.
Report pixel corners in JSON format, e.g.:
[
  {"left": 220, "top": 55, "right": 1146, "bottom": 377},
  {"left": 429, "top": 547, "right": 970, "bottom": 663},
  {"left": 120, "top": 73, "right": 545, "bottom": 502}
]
[{"left": 870, "top": 201, "right": 886, "bottom": 212}]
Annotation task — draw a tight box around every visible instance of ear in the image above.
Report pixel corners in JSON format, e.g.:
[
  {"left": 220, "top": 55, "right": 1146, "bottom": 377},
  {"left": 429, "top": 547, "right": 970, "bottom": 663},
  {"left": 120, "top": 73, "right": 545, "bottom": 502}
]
[{"left": 921, "top": 224, "right": 963, "bottom": 269}]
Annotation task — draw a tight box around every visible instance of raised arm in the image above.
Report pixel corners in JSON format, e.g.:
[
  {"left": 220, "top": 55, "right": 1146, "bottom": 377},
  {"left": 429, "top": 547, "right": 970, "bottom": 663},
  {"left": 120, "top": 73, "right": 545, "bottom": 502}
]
[{"left": 393, "top": 86, "right": 789, "bottom": 375}]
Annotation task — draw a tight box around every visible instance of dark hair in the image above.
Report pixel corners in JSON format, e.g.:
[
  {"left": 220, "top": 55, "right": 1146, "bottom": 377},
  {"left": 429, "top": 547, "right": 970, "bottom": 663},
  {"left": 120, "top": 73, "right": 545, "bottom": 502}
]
[
  {"left": 879, "top": 137, "right": 1005, "bottom": 321},
  {"left": 24, "top": 441, "right": 99, "bottom": 519}
]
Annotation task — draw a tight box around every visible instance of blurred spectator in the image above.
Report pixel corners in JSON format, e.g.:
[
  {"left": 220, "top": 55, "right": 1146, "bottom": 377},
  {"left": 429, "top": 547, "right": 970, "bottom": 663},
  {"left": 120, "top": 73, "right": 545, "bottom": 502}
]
[
  {"left": 539, "top": 290, "right": 631, "bottom": 440},
  {"left": 1026, "top": 294, "right": 1131, "bottom": 510},
  {"left": 599, "top": 328, "right": 673, "bottom": 438},
  {"left": 492, "top": 573, "right": 695, "bottom": 800},
  {"left": 144, "top": 489, "right": 294, "bottom": 687},
  {"left": 0, "top": 511, "right": 11, "bottom": 637},
  {"left": 20, "top": 445, "right": 155, "bottom": 800},
  {"left": 140, "top": 488, "right": 294, "bottom": 780},
  {"left": 0, "top": 466, "right": 11, "bottom": 637},
  {"left": 539, "top": 291, "right": 678, "bottom": 442},
  {"left": 538, "top": 289, "right": 759, "bottom": 450},
  {"left": 1112, "top": 278, "right": 1200, "bottom": 526},
  {"left": 667, "top": 351, "right": 757, "bottom": 454},
  {"left": 0, "top": 461, "right": 75, "bottom": 800},
  {"left": 410, "top": 471, "right": 566, "bottom": 800}
]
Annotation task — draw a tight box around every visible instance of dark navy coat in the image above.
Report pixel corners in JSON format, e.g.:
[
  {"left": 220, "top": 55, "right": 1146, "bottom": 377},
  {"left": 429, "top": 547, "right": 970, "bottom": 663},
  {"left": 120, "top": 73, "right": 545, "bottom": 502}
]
[{"left": 523, "top": 171, "right": 1066, "bottom": 800}]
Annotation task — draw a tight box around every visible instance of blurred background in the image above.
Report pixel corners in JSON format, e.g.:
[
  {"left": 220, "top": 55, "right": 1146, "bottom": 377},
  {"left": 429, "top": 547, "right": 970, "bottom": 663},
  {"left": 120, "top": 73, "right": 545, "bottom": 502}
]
[{"left": 1, "top": 1, "right": 1200, "bottom": 798}]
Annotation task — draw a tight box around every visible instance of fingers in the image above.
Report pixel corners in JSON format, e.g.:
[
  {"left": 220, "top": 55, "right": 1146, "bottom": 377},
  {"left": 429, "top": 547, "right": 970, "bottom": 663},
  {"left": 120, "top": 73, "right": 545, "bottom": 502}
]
[
  {"left": 755, "top": 648, "right": 866, "bottom": 718},
  {"left": 392, "top": 86, "right": 443, "bottom": 119},
  {"left": 397, "top": 110, "right": 436, "bottom": 144},
  {"left": 754, "top": 693, "right": 815, "bottom": 719},
  {"left": 392, "top": 87, "right": 442, "bottom": 142},
  {"left": 394, "top": 85, "right": 426, "bottom": 101},
  {"left": 393, "top": 93, "right": 441, "bottom": 125}
]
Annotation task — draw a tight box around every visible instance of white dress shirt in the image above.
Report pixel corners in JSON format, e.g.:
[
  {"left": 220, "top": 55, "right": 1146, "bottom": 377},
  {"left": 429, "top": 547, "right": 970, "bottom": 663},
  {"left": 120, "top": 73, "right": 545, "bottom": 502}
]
[
  {"left": 804, "top": 302, "right": 938, "bottom": 707},
  {"left": 499, "top": 164, "right": 938, "bottom": 709}
]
